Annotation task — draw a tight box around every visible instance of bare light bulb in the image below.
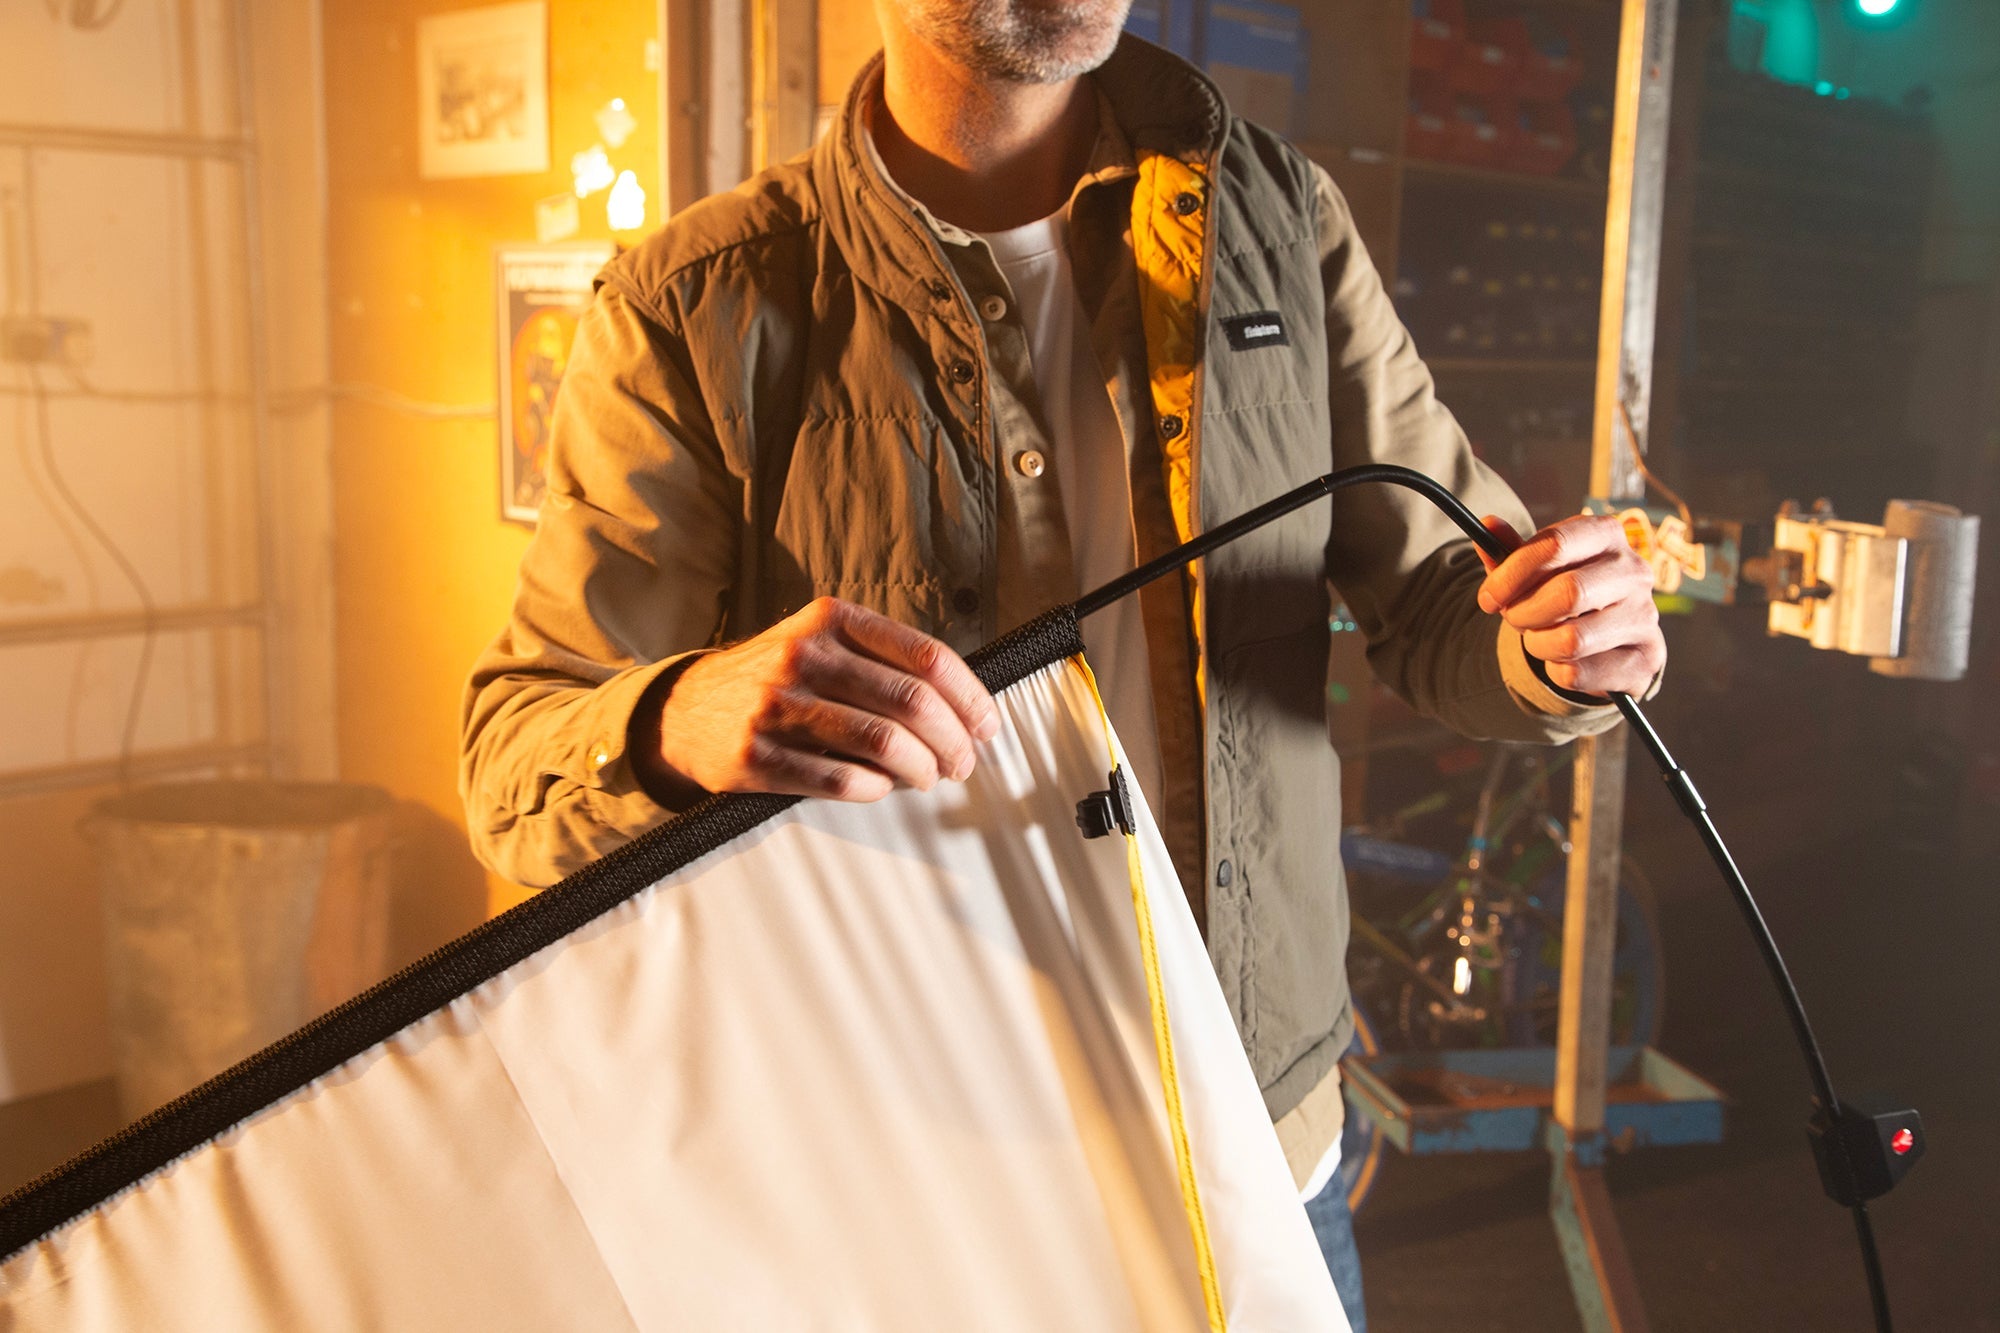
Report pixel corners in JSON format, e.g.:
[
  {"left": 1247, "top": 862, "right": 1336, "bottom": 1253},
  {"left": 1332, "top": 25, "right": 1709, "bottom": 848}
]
[
  {"left": 571, "top": 145, "right": 615, "bottom": 199},
  {"left": 607, "top": 171, "right": 647, "bottom": 232}
]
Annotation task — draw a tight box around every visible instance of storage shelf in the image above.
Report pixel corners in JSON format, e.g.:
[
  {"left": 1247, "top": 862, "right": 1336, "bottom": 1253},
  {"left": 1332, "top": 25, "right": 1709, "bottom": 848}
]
[
  {"left": 1342, "top": 1045, "right": 1725, "bottom": 1157},
  {"left": 1683, "top": 374, "right": 1900, "bottom": 395},
  {"left": 0, "top": 741, "right": 269, "bottom": 803},
  {"left": 1294, "top": 139, "right": 1399, "bottom": 169},
  {"left": 1293, "top": 143, "right": 1611, "bottom": 202},
  {"left": 1702, "top": 79, "right": 1931, "bottom": 138},
  {"left": 0, "top": 602, "right": 265, "bottom": 649},
  {"left": 0, "top": 121, "right": 251, "bottom": 161},
  {"left": 1428, "top": 357, "right": 1597, "bottom": 375},
  {"left": 1691, "top": 232, "right": 1918, "bottom": 272},
  {"left": 1402, "top": 158, "right": 1606, "bottom": 199},
  {"left": 1480, "top": 0, "right": 1625, "bottom": 16},
  {"left": 1694, "top": 306, "right": 1914, "bottom": 338},
  {"left": 1696, "top": 160, "right": 1914, "bottom": 206}
]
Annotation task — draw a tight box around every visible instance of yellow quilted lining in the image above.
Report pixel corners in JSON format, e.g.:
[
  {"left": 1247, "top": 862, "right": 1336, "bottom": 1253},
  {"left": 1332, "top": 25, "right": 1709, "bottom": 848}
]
[{"left": 1131, "top": 150, "right": 1210, "bottom": 697}]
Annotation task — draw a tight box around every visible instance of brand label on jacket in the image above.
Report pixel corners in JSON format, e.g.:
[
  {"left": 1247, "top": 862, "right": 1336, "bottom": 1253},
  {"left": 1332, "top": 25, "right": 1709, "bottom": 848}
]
[{"left": 1221, "top": 311, "right": 1288, "bottom": 351}]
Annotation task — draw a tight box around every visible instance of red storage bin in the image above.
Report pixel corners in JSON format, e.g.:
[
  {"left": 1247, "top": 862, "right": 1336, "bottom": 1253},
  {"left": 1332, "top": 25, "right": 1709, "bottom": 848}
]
[
  {"left": 1475, "top": 17, "right": 1584, "bottom": 102},
  {"left": 1449, "top": 35, "right": 1520, "bottom": 96},
  {"left": 1522, "top": 41, "right": 1583, "bottom": 100},
  {"left": 1502, "top": 99, "right": 1579, "bottom": 176},
  {"left": 1410, "top": 0, "right": 1465, "bottom": 74},
  {"left": 1405, "top": 70, "right": 1453, "bottom": 162},
  {"left": 1446, "top": 95, "right": 1512, "bottom": 169}
]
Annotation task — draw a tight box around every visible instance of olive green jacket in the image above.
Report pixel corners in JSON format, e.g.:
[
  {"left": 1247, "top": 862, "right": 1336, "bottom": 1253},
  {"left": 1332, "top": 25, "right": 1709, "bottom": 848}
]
[{"left": 460, "top": 36, "right": 1617, "bottom": 1137}]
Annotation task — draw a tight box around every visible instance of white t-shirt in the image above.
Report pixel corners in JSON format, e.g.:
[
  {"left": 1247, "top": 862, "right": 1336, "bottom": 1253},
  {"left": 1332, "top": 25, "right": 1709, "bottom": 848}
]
[
  {"left": 982, "top": 212, "right": 1344, "bottom": 1209},
  {"left": 976, "top": 212, "right": 1167, "bottom": 821}
]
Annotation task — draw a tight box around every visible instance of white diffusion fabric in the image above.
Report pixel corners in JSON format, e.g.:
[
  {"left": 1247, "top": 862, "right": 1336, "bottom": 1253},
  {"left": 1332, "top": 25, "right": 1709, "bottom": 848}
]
[{"left": 1, "top": 656, "right": 1343, "bottom": 1332}]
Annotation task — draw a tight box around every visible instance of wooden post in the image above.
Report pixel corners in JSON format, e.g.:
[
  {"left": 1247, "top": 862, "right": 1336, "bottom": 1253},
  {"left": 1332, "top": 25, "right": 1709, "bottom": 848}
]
[
  {"left": 1551, "top": 0, "right": 1678, "bottom": 1329},
  {"left": 751, "top": 0, "right": 817, "bottom": 170},
  {"left": 658, "top": 0, "right": 707, "bottom": 215}
]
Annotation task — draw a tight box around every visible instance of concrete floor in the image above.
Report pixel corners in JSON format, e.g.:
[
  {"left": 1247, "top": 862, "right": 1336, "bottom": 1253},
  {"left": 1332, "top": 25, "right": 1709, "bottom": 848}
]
[
  {"left": 1352, "top": 630, "right": 2000, "bottom": 1330},
  {"left": 1354, "top": 832, "right": 2000, "bottom": 1330}
]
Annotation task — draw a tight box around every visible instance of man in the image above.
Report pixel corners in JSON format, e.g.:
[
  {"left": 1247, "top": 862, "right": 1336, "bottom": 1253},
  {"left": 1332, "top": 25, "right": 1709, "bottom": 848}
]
[{"left": 461, "top": 2, "right": 1664, "bottom": 1324}]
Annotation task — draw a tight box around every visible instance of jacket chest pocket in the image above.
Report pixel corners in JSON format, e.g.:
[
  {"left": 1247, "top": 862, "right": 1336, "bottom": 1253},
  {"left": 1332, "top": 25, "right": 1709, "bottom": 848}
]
[
  {"left": 1202, "top": 235, "right": 1326, "bottom": 421},
  {"left": 762, "top": 412, "right": 985, "bottom": 635}
]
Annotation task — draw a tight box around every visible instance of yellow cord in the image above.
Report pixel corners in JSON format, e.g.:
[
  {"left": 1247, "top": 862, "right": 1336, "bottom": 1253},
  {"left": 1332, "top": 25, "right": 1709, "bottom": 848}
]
[{"left": 1070, "top": 655, "right": 1227, "bottom": 1333}]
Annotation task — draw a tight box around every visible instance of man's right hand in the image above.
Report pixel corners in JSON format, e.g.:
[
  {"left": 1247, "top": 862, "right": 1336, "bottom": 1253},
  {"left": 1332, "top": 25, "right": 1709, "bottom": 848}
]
[{"left": 636, "top": 598, "right": 1001, "bottom": 806}]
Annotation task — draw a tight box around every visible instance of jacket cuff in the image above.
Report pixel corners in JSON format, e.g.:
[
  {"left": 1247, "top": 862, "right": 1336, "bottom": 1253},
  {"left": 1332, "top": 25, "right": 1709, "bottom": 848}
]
[
  {"left": 1496, "top": 622, "right": 1659, "bottom": 723},
  {"left": 575, "top": 650, "right": 716, "bottom": 825}
]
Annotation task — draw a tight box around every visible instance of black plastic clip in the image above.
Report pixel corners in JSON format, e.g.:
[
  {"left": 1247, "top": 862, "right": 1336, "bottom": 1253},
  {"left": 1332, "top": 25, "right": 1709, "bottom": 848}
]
[
  {"left": 1076, "top": 766, "right": 1136, "bottom": 840},
  {"left": 1808, "top": 1098, "right": 1924, "bottom": 1206}
]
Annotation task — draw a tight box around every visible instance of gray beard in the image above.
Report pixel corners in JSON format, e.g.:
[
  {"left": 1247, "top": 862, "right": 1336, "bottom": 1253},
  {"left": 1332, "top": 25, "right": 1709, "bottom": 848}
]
[{"left": 902, "top": 0, "right": 1132, "bottom": 84}]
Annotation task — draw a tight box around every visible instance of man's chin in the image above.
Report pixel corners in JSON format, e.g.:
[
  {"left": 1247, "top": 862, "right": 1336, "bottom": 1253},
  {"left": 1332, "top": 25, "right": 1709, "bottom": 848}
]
[
  {"left": 951, "top": 0, "right": 1131, "bottom": 84},
  {"left": 998, "top": 28, "right": 1123, "bottom": 82},
  {"left": 1004, "top": 52, "right": 1114, "bottom": 84}
]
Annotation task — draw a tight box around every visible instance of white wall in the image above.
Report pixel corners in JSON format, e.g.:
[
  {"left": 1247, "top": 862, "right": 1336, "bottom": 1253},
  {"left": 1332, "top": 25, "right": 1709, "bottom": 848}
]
[
  {"left": 0, "top": 2, "right": 259, "bottom": 780},
  {"left": 0, "top": 0, "right": 331, "bottom": 1104}
]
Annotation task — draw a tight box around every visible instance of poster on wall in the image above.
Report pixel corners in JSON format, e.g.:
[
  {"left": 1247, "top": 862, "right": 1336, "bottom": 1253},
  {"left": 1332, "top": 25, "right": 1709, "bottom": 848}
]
[
  {"left": 417, "top": 2, "right": 550, "bottom": 180},
  {"left": 496, "top": 242, "right": 614, "bottom": 526}
]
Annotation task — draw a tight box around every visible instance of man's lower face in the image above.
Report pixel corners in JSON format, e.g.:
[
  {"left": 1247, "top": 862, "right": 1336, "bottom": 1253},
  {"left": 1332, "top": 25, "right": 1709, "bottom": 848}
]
[{"left": 895, "top": 0, "right": 1136, "bottom": 84}]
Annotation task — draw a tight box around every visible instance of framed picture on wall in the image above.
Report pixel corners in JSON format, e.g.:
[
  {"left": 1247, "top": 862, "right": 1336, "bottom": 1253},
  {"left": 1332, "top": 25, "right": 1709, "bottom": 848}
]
[
  {"left": 496, "top": 242, "right": 615, "bottom": 526},
  {"left": 417, "top": 2, "right": 550, "bottom": 180}
]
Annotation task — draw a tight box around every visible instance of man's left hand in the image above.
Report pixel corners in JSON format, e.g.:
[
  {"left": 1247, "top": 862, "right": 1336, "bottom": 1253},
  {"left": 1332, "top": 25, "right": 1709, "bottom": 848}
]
[{"left": 1476, "top": 513, "right": 1666, "bottom": 698}]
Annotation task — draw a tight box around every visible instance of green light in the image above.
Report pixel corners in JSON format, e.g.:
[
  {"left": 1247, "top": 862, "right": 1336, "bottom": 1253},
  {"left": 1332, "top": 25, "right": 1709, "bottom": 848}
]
[
  {"left": 1762, "top": 0, "right": 1820, "bottom": 84},
  {"left": 1857, "top": 0, "right": 1898, "bottom": 15}
]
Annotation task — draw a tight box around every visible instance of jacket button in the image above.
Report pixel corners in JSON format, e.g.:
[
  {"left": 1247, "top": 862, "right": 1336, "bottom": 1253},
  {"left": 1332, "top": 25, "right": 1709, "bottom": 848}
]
[
  {"left": 979, "top": 294, "right": 1008, "bottom": 321},
  {"left": 1173, "top": 191, "right": 1201, "bottom": 216},
  {"left": 952, "top": 586, "right": 980, "bottom": 615},
  {"left": 1215, "top": 859, "right": 1233, "bottom": 888},
  {"left": 588, "top": 741, "right": 613, "bottom": 772},
  {"left": 1158, "top": 413, "right": 1184, "bottom": 440},
  {"left": 948, "top": 358, "right": 975, "bottom": 384},
  {"left": 1015, "top": 449, "right": 1046, "bottom": 478}
]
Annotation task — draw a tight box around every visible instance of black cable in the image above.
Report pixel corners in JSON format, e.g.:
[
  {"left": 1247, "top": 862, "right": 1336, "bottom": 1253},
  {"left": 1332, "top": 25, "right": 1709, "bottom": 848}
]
[
  {"left": 17, "top": 148, "right": 155, "bottom": 784},
  {"left": 30, "top": 368, "right": 158, "bottom": 784},
  {"left": 1076, "top": 463, "right": 1896, "bottom": 1332},
  {"left": 1854, "top": 1200, "right": 1892, "bottom": 1333}
]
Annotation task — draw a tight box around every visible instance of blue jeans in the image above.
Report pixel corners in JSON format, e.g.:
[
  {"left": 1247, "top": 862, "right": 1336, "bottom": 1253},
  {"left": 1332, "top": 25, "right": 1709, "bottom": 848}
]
[{"left": 1304, "top": 1171, "right": 1368, "bottom": 1332}]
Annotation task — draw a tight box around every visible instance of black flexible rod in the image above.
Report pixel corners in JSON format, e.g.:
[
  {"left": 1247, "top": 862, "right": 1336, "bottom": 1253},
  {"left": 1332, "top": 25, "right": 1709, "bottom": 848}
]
[
  {"left": 1073, "top": 463, "right": 1892, "bottom": 1331},
  {"left": 1612, "top": 699, "right": 1840, "bottom": 1115}
]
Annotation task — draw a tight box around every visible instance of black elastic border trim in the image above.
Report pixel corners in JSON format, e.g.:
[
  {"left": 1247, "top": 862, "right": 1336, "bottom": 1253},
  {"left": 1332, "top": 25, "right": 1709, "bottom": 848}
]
[{"left": 0, "top": 606, "right": 1085, "bottom": 1265}]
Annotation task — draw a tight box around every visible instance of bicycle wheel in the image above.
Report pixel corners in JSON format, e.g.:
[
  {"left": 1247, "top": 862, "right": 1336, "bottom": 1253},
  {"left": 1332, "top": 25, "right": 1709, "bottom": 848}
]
[
  {"left": 1503, "top": 854, "right": 1666, "bottom": 1048},
  {"left": 1335, "top": 1006, "right": 1387, "bottom": 1214}
]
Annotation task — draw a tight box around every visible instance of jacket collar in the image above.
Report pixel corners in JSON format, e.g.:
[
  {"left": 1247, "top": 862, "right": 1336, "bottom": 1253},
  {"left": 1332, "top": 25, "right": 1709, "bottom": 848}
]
[
  {"left": 815, "top": 34, "right": 1228, "bottom": 310},
  {"left": 1088, "top": 31, "right": 1227, "bottom": 162}
]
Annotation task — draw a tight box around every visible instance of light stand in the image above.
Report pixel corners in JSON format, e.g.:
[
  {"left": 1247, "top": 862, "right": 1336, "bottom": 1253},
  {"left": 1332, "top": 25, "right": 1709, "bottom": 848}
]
[{"left": 1076, "top": 462, "right": 1928, "bottom": 1333}]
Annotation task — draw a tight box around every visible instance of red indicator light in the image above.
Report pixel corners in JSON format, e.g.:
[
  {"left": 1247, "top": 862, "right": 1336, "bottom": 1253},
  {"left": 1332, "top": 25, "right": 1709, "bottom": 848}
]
[{"left": 1891, "top": 1128, "right": 1915, "bottom": 1155}]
